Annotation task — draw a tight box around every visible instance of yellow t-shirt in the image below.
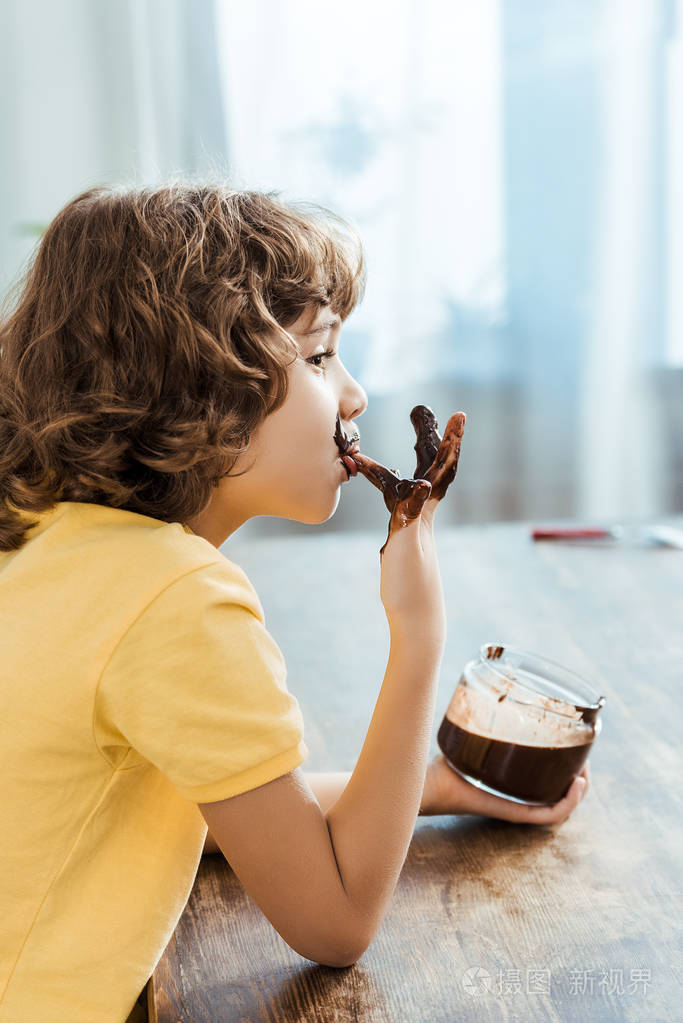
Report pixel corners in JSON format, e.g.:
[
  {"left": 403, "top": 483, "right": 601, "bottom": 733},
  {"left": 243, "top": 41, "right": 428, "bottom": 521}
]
[{"left": 0, "top": 502, "right": 308, "bottom": 1022}]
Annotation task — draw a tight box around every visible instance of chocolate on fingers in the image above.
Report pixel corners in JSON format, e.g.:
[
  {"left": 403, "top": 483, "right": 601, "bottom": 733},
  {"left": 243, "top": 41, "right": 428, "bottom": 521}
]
[
  {"left": 334, "top": 407, "right": 466, "bottom": 556},
  {"left": 412, "top": 405, "right": 466, "bottom": 501},
  {"left": 350, "top": 451, "right": 432, "bottom": 554},
  {"left": 411, "top": 404, "right": 442, "bottom": 480}
]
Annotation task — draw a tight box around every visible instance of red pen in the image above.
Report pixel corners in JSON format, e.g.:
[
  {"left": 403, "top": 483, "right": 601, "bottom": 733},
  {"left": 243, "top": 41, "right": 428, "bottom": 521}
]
[
  {"left": 531, "top": 527, "right": 618, "bottom": 541},
  {"left": 531, "top": 524, "right": 683, "bottom": 547}
]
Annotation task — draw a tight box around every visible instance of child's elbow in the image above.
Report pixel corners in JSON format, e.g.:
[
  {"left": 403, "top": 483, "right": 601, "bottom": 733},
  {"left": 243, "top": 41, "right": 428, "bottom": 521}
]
[
  {"left": 292, "top": 920, "right": 373, "bottom": 970},
  {"left": 321, "top": 935, "right": 371, "bottom": 968},
  {"left": 306, "top": 941, "right": 368, "bottom": 970}
]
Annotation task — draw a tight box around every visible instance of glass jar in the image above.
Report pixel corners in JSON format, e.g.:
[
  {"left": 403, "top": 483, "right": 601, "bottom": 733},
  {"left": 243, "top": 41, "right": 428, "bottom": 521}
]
[{"left": 437, "top": 643, "right": 605, "bottom": 805}]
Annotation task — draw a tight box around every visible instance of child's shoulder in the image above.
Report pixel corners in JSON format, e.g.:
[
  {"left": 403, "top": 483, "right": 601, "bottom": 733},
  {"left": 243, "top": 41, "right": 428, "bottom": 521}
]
[{"left": 15, "top": 500, "right": 263, "bottom": 619}]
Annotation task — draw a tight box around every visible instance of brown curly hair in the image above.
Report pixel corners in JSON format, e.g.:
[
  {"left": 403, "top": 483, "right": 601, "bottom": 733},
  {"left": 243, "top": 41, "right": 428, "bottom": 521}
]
[{"left": 0, "top": 183, "right": 365, "bottom": 551}]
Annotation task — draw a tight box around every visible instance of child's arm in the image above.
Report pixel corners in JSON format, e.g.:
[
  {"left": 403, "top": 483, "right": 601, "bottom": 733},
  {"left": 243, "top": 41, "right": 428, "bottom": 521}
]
[
  {"left": 202, "top": 757, "right": 590, "bottom": 854},
  {"left": 202, "top": 772, "right": 352, "bottom": 855},
  {"left": 198, "top": 494, "right": 447, "bottom": 968},
  {"left": 197, "top": 492, "right": 588, "bottom": 966}
]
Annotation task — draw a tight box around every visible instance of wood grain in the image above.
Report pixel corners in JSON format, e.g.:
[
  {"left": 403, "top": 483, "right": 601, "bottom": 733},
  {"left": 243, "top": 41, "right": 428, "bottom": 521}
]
[{"left": 150, "top": 519, "right": 683, "bottom": 1022}]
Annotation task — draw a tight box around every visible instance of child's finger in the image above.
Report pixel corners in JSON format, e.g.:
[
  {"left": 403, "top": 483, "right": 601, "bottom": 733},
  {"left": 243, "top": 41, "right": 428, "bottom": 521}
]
[
  {"left": 411, "top": 405, "right": 441, "bottom": 479},
  {"left": 469, "top": 769, "right": 589, "bottom": 826},
  {"left": 520, "top": 775, "right": 588, "bottom": 826},
  {"left": 424, "top": 412, "right": 466, "bottom": 501},
  {"left": 390, "top": 480, "right": 432, "bottom": 528},
  {"left": 351, "top": 451, "right": 401, "bottom": 508}
]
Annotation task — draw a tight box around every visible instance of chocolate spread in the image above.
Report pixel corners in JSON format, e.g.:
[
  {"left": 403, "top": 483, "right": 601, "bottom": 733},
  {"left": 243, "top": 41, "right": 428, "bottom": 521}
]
[{"left": 437, "top": 716, "right": 593, "bottom": 805}]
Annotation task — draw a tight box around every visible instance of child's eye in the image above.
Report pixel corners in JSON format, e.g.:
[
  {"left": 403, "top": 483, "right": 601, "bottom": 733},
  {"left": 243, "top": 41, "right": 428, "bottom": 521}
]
[{"left": 307, "top": 349, "right": 335, "bottom": 369}]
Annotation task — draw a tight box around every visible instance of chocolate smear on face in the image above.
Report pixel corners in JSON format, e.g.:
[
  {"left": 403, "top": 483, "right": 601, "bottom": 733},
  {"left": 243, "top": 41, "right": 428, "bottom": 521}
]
[
  {"left": 334, "top": 415, "right": 354, "bottom": 456},
  {"left": 334, "top": 406, "right": 466, "bottom": 556}
]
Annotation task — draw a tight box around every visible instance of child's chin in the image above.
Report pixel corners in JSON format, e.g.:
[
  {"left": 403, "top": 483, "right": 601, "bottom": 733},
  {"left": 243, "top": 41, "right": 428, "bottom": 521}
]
[{"left": 298, "top": 490, "right": 341, "bottom": 525}]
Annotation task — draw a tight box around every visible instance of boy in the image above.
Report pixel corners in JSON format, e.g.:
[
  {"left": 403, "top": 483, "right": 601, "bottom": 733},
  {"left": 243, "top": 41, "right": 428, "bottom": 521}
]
[{"left": 0, "top": 184, "right": 588, "bottom": 1022}]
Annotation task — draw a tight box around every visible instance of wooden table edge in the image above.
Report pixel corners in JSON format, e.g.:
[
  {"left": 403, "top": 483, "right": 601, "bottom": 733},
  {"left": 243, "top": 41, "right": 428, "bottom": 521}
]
[{"left": 146, "top": 976, "right": 158, "bottom": 1023}]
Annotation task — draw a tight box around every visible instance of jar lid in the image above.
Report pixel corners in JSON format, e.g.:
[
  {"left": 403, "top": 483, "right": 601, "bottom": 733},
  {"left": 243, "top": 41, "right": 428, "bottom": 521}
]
[{"left": 480, "top": 643, "right": 605, "bottom": 724}]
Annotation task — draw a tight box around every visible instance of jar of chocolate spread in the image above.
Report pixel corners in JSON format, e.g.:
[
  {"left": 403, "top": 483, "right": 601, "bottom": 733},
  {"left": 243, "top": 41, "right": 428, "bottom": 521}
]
[{"left": 437, "top": 644, "right": 605, "bottom": 805}]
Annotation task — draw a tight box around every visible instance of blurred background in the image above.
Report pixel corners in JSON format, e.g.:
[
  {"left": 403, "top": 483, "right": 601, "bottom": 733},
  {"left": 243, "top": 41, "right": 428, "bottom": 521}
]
[{"left": 1, "top": 0, "right": 681, "bottom": 539}]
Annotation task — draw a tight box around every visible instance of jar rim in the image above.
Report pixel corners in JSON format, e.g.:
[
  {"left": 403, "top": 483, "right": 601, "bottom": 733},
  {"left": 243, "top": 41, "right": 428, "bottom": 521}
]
[{"left": 479, "top": 642, "right": 605, "bottom": 719}]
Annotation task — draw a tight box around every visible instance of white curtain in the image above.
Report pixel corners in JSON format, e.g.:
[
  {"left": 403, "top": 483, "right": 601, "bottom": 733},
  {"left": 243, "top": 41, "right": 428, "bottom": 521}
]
[
  {"left": 216, "top": 0, "right": 506, "bottom": 394},
  {"left": 0, "top": 0, "right": 227, "bottom": 296},
  {"left": 578, "top": 0, "right": 672, "bottom": 519},
  {"left": 1, "top": 0, "right": 680, "bottom": 533},
  {"left": 215, "top": 0, "right": 682, "bottom": 533}
]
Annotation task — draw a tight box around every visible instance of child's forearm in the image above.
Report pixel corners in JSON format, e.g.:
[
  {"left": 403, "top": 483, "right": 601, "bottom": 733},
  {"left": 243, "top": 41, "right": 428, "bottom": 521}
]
[{"left": 324, "top": 625, "right": 443, "bottom": 940}]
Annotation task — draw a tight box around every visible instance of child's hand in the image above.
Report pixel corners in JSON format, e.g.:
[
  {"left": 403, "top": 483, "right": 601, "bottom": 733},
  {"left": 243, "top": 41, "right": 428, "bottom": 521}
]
[
  {"left": 378, "top": 495, "right": 445, "bottom": 634},
  {"left": 350, "top": 407, "right": 466, "bottom": 558},
  {"left": 421, "top": 753, "right": 591, "bottom": 825},
  {"left": 349, "top": 407, "right": 466, "bottom": 630}
]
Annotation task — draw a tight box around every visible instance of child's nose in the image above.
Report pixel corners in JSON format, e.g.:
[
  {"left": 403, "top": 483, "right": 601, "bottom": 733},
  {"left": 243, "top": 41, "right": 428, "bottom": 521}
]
[{"left": 341, "top": 374, "right": 368, "bottom": 423}]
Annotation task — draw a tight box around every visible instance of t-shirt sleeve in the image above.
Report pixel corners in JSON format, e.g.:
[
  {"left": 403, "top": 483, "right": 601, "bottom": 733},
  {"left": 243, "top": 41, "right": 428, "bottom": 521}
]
[{"left": 94, "top": 558, "right": 308, "bottom": 803}]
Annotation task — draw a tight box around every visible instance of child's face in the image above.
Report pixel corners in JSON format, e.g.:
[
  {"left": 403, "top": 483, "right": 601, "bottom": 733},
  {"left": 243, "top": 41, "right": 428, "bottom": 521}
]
[
  {"left": 192, "top": 306, "right": 367, "bottom": 544},
  {"left": 244, "top": 306, "right": 368, "bottom": 522}
]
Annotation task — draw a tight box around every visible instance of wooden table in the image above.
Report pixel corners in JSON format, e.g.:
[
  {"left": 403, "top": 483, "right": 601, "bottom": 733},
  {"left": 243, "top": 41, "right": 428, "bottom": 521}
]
[{"left": 149, "top": 520, "right": 683, "bottom": 1022}]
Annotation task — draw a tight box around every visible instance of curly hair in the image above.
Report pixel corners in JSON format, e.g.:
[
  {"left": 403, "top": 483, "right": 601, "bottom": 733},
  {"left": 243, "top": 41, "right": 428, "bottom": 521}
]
[{"left": 0, "top": 183, "right": 365, "bottom": 551}]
